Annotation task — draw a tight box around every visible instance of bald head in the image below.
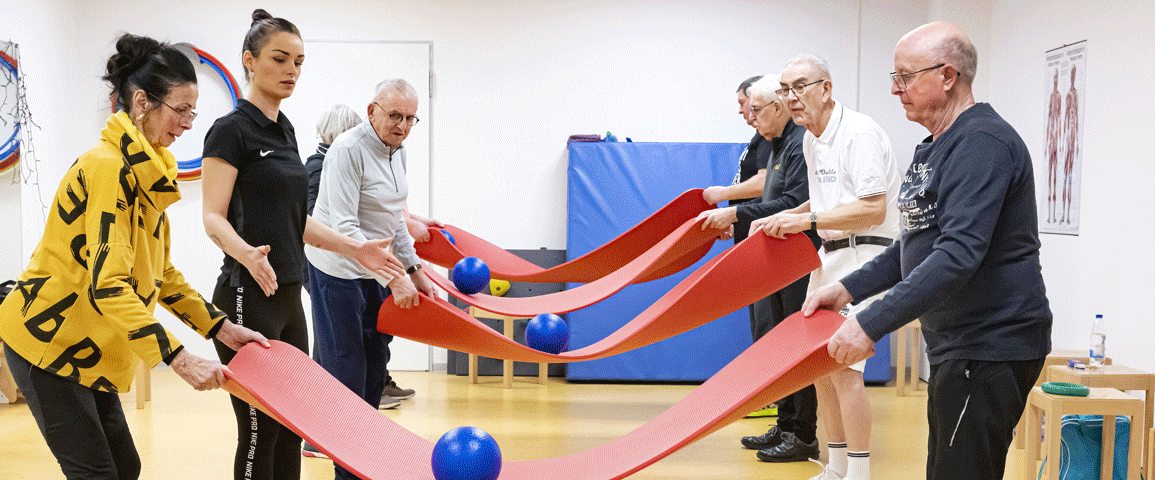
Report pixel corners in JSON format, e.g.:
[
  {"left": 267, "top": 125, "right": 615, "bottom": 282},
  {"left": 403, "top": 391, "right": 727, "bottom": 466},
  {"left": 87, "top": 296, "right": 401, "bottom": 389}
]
[{"left": 897, "top": 21, "right": 977, "bottom": 86}]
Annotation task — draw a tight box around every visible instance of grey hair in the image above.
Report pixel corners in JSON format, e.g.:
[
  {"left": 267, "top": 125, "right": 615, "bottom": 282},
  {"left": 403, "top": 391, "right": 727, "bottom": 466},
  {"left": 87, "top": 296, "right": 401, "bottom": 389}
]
[
  {"left": 935, "top": 34, "right": 977, "bottom": 86},
  {"left": 374, "top": 78, "right": 418, "bottom": 101},
  {"left": 746, "top": 74, "right": 782, "bottom": 104},
  {"left": 785, "top": 53, "right": 832, "bottom": 81},
  {"left": 316, "top": 104, "right": 362, "bottom": 144}
]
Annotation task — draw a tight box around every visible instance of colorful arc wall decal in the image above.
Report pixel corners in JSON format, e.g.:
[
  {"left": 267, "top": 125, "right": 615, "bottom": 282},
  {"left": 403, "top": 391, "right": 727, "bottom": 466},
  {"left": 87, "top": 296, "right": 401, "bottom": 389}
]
[{"left": 0, "top": 50, "right": 21, "bottom": 174}]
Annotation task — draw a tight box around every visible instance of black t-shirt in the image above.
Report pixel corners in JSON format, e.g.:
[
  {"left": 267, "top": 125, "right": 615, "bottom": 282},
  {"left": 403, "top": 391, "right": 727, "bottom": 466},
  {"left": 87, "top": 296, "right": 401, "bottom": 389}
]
[
  {"left": 730, "top": 132, "right": 772, "bottom": 242},
  {"left": 732, "top": 132, "right": 772, "bottom": 206},
  {"left": 203, "top": 99, "right": 308, "bottom": 287}
]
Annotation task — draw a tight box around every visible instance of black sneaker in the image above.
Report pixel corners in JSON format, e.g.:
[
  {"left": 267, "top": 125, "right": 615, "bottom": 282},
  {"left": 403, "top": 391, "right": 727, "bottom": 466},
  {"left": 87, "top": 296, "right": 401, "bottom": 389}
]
[
  {"left": 755, "top": 431, "right": 819, "bottom": 463},
  {"left": 740, "top": 425, "right": 784, "bottom": 450},
  {"left": 301, "top": 441, "right": 328, "bottom": 459},
  {"left": 383, "top": 380, "right": 415, "bottom": 400}
]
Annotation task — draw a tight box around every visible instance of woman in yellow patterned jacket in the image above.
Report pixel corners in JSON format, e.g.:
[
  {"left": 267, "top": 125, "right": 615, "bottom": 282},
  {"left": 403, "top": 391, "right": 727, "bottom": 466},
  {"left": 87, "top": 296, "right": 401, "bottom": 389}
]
[{"left": 0, "top": 34, "right": 269, "bottom": 480}]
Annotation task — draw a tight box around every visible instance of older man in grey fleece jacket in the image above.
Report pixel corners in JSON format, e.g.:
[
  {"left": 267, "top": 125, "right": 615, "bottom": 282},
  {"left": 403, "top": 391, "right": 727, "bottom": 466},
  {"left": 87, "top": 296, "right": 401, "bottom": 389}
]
[{"left": 305, "top": 80, "right": 435, "bottom": 475}]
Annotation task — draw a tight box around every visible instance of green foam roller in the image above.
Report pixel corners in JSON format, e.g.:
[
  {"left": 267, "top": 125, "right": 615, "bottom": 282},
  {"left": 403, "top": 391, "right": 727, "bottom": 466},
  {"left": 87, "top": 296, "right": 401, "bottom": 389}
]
[{"left": 1041, "top": 381, "right": 1090, "bottom": 397}]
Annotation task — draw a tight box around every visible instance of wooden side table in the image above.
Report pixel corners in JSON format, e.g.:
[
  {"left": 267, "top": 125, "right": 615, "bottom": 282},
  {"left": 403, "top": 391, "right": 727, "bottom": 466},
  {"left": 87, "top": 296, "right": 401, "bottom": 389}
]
[
  {"left": 1024, "top": 387, "right": 1144, "bottom": 480},
  {"left": 468, "top": 307, "right": 549, "bottom": 388},
  {"left": 1045, "top": 349, "right": 1113, "bottom": 375},
  {"left": 894, "top": 319, "right": 925, "bottom": 396},
  {"left": 1016, "top": 350, "right": 1113, "bottom": 449},
  {"left": 1047, "top": 365, "right": 1155, "bottom": 449}
]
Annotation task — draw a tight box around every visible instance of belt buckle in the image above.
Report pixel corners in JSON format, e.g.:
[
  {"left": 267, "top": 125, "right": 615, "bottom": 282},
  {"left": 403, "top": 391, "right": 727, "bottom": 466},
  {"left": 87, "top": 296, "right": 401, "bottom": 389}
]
[{"left": 848, "top": 234, "right": 857, "bottom": 248}]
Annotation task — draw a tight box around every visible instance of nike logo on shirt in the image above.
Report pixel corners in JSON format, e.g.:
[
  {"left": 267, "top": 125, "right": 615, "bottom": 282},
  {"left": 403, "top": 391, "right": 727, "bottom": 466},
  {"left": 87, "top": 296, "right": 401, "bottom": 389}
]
[{"left": 260, "top": 150, "right": 273, "bottom": 157}]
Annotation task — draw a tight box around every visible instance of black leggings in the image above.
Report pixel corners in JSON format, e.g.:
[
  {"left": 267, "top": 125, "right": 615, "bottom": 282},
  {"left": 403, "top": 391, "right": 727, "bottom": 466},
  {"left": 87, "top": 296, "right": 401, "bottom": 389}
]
[
  {"left": 5, "top": 344, "right": 140, "bottom": 480},
  {"left": 212, "top": 282, "right": 309, "bottom": 480}
]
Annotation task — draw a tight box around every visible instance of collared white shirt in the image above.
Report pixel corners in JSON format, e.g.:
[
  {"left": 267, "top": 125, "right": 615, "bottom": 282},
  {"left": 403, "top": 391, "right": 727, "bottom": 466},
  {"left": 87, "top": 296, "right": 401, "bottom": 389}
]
[{"left": 803, "top": 100, "right": 901, "bottom": 241}]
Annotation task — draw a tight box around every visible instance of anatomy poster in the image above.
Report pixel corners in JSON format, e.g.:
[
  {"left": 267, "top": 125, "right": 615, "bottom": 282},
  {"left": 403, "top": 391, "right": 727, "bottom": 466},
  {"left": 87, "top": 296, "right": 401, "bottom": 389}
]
[{"left": 1041, "top": 40, "right": 1085, "bottom": 235}]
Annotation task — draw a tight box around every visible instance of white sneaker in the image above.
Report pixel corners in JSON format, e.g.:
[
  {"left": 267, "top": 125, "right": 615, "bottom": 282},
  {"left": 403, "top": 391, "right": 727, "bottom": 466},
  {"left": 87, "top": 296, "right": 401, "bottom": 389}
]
[{"left": 808, "top": 463, "right": 845, "bottom": 480}]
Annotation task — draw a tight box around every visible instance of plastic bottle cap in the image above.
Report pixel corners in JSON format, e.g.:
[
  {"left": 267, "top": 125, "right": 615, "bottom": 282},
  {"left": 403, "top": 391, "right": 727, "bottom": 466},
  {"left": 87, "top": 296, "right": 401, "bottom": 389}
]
[{"left": 1096, "top": 314, "right": 1103, "bottom": 319}]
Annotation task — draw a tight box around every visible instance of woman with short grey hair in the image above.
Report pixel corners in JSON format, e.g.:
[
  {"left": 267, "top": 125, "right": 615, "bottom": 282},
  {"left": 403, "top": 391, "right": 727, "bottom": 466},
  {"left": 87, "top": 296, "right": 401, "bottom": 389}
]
[{"left": 307, "top": 104, "right": 362, "bottom": 216}]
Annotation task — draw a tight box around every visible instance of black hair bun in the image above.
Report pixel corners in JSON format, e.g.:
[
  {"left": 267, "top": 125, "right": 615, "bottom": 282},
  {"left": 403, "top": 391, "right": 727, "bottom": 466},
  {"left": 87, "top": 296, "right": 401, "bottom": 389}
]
[
  {"left": 105, "top": 34, "right": 161, "bottom": 84},
  {"left": 252, "top": 9, "right": 273, "bottom": 25}
]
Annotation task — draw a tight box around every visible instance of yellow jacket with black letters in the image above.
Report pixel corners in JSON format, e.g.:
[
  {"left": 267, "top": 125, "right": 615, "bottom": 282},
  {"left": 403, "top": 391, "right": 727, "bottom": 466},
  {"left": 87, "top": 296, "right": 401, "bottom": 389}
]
[{"left": 0, "top": 112, "right": 227, "bottom": 393}]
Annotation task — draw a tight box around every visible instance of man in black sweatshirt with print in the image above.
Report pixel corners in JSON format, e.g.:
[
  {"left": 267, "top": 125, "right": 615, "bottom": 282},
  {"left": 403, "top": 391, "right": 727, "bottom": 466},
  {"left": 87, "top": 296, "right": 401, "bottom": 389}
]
[{"left": 804, "top": 22, "right": 1051, "bottom": 480}]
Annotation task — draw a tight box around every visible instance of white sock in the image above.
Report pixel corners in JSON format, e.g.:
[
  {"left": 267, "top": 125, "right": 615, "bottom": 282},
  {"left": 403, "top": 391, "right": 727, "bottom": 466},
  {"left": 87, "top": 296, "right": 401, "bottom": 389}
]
[
  {"left": 827, "top": 443, "right": 848, "bottom": 477},
  {"left": 847, "top": 451, "right": 870, "bottom": 480}
]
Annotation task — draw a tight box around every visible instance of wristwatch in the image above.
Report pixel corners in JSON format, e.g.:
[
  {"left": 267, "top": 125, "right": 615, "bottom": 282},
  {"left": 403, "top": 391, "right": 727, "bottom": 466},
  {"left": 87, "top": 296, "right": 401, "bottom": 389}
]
[
  {"left": 810, "top": 211, "right": 818, "bottom": 231},
  {"left": 406, "top": 264, "right": 422, "bottom": 275}
]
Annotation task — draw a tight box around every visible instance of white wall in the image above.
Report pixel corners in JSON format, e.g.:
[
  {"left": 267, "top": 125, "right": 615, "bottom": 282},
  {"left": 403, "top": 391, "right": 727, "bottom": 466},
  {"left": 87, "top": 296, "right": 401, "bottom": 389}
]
[
  {"left": 9, "top": 0, "right": 937, "bottom": 362},
  {"left": 0, "top": 0, "right": 85, "bottom": 267},
  {"left": 988, "top": 0, "right": 1155, "bottom": 373},
  {"left": 8, "top": 0, "right": 1145, "bottom": 384},
  {"left": 927, "top": 0, "right": 992, "bottom": 103},
  {"left": 861, "top": 0, "right": 948, "bottom": 175}
]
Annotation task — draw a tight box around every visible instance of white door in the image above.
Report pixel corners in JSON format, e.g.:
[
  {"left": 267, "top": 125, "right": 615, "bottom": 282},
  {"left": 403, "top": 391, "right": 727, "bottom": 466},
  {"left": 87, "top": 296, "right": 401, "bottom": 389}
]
[{"left": 285, "top": 40, "right": 433, "bottom": 371}]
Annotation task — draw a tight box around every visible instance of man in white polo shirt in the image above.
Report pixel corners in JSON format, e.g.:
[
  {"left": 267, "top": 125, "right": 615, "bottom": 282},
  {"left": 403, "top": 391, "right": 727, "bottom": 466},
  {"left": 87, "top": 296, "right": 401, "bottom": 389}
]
[{"left": 753, "top": 54, "right": 899, "bottom": 480}]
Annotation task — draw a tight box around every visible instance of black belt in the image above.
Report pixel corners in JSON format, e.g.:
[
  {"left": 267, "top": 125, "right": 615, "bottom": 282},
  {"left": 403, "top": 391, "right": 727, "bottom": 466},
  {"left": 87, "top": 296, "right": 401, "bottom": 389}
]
[{"left": 822, "top": 235, "right": 892, "bottom": 252}]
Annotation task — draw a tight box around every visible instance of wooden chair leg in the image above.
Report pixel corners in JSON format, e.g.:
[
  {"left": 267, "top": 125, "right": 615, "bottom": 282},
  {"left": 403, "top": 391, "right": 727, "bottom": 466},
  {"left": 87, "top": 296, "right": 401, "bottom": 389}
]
[
  {"left": 1129, "top": 409, "right": 1145, "bottom": 480},
  {"left": 1101, "top": 417, "right": 1115, "bottom": 480},
  {"left": 1145, "top": 427, "right": 1153, "bottom": 480},
  {"left": 895, "top": 324, "right": 908, "bottom": 396},
  {"left": 912, "top": 324, "right": 925, "bottom": 391},
  {"left": 503, "top": 319, "right": 514, "bottom": 389},
  {"left": 1024, "top": 401, "right": 1042, "bottom": 479},
  {"left": 135, "top": 359, "right": 151, "bottom": 410},
  {"left": 1044, "top": 408, "right": 1062, "bottom": 479},
  {"left": 468, "top": 353, "right": 478, "bottom": 384}
]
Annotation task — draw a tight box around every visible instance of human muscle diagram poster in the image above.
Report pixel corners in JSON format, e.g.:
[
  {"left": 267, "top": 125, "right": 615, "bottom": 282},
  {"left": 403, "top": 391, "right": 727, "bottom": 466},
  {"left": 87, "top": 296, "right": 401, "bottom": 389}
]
[{"left": 1041, "top": 40, "right": 1085, "bottom": 235}]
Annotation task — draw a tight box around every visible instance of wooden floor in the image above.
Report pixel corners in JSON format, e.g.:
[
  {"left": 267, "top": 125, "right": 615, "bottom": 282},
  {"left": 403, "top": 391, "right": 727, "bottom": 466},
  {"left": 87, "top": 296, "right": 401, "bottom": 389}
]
[{"left": 0, "top": 369, "right": 1034, "bottom": 479}]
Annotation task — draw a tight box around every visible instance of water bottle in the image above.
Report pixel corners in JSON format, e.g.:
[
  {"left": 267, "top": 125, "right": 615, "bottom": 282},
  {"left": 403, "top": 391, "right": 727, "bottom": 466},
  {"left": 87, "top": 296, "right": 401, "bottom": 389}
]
[{"left": 1089, "top": 314, "right": 1106, "bottom": 369}]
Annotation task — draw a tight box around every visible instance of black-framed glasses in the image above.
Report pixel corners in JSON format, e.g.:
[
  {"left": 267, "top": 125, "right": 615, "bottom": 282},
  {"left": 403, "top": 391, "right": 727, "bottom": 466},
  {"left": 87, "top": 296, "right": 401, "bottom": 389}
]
[
  {"left": 375, "top": 102, "right": 420, "bottom": 126},
  {"left": 776, "top": 79, "right": 826, "bottom": 99},
  {"left": 146, "top": 91, "right": 197, "bottom": 121},
  {"left": 890, "top": 63, "right": 945, "bottom": 90}
]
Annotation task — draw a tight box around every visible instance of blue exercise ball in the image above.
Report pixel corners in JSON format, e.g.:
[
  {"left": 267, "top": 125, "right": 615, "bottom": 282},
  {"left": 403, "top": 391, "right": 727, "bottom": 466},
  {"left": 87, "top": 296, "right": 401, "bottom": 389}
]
[
  {"left": 440, "top": 229, "right": 456, "bottom": 245},
  {"left": 452, "top": 257, "right": 490, "bottom": 294},
  {"left": 431, "top": 426, "right": 502, "bottom": 480},
  {"left": 526, "top": 313, "right": 569, "bottom": 354}
]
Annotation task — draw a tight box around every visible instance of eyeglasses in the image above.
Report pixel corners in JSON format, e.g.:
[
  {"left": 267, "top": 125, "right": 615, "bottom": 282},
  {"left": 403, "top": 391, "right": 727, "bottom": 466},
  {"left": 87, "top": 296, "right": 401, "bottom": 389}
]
[
  {"left": 159, "top": 101, "right": 197, "bottom": 122},
  {"left": 146, "top": 91, "right": 197, "bottom": 121},
  {"left": 890, "top": 63, "right": 945, "bottom": 90},
  {"left": 749, "top": 102, "right": 772, "bottom": 115},
  {"left": 775, "top": 79, "right": 825, "bottom": 99},
  {"left": 375, "top": 103, "right": 420, "bottom": 126}
]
